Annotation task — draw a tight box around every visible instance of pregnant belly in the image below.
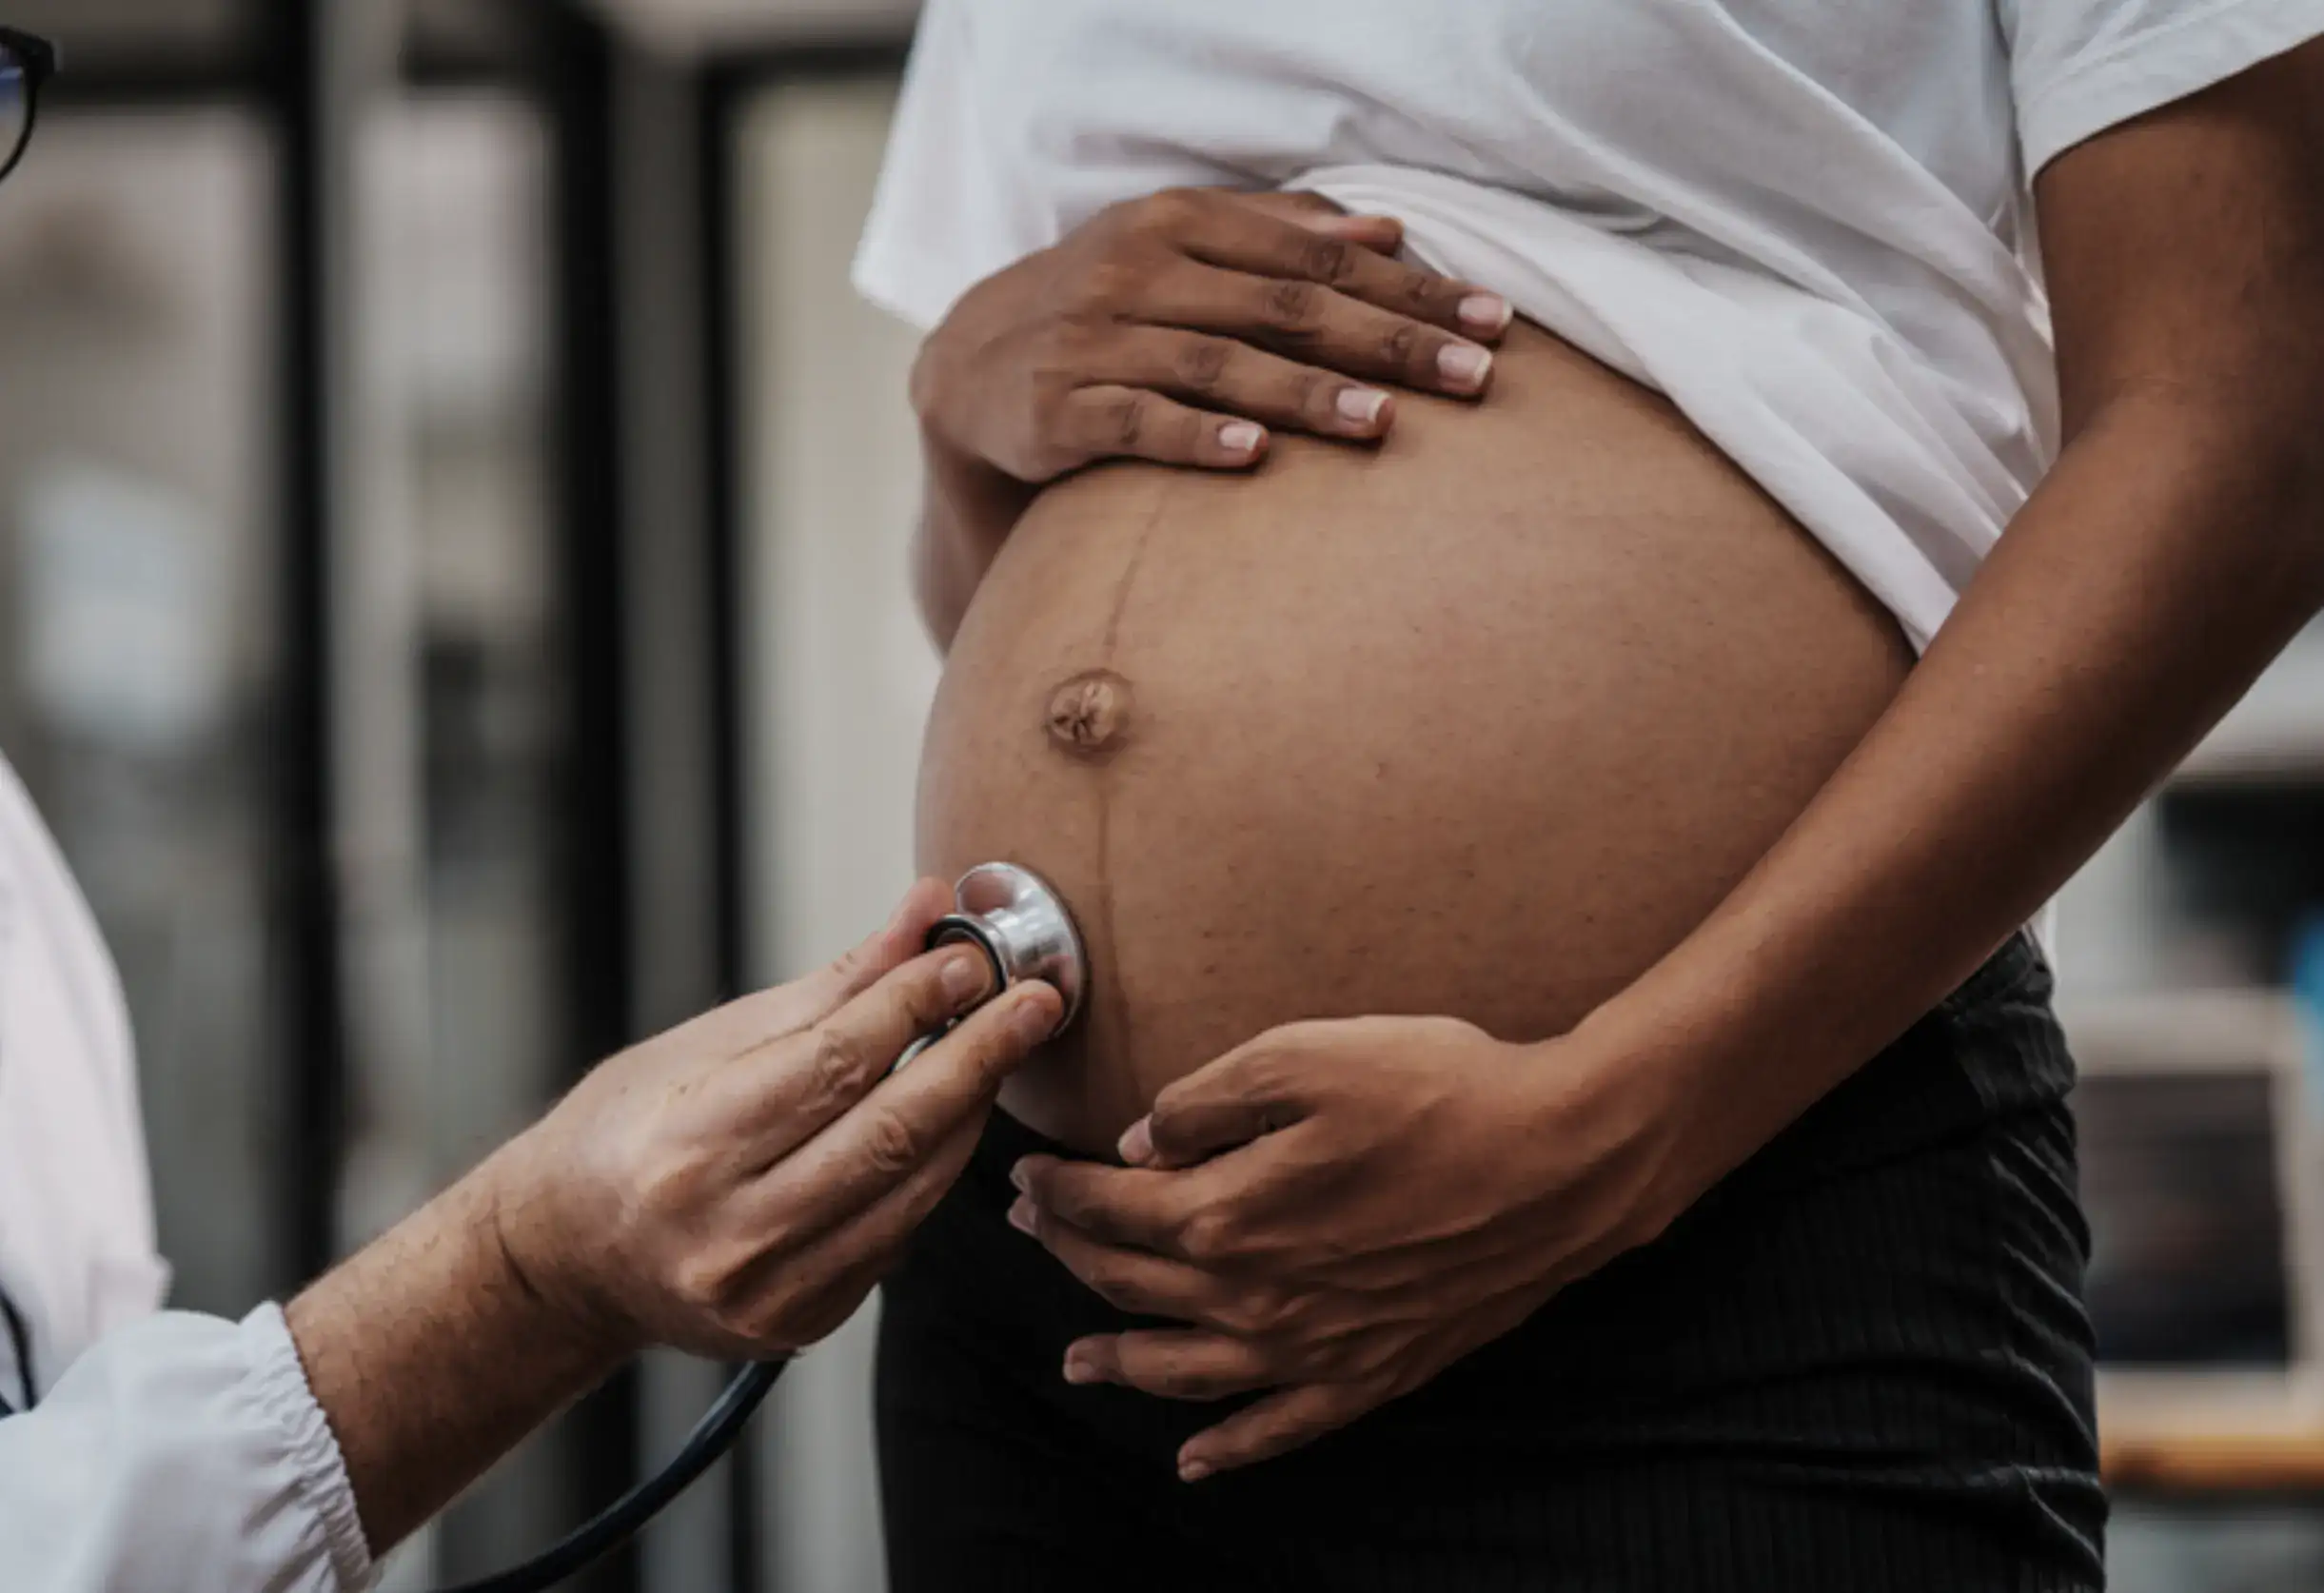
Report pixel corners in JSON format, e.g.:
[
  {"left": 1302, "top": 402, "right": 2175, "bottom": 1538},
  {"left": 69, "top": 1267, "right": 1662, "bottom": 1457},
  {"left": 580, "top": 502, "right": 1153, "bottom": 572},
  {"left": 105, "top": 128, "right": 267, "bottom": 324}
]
[{"left": 917, "top": 321, "right": 1912, "bottom": 1154}]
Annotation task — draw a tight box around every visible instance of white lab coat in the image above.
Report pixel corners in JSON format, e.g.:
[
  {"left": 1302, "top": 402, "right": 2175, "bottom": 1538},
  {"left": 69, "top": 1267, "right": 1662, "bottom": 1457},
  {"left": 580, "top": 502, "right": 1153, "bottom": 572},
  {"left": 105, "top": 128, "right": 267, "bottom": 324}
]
[{"left": 0, "top": 750, "right": 372, "bottom": 1591}]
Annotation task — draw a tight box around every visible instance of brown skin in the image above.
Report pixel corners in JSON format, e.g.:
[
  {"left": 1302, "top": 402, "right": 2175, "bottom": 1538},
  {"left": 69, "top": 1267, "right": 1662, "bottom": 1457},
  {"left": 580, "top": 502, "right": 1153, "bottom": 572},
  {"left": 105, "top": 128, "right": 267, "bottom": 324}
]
[
  {"left": 919, "top": 316, "right": 1911, "bottom": 1149},
  {"left": 998, "top": 45, "right": 2324, "bottom": 1482},
  {"left": 285, "top": 879, "right": 1061, "bottom": 1553}
]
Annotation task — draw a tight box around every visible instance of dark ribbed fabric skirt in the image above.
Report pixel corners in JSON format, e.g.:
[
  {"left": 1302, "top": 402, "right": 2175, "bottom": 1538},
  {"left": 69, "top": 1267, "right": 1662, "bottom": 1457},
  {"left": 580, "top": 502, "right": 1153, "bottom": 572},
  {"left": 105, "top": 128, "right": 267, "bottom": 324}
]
[{"left": 876, "top": 934, "right": 2106, "bottom": 1591}]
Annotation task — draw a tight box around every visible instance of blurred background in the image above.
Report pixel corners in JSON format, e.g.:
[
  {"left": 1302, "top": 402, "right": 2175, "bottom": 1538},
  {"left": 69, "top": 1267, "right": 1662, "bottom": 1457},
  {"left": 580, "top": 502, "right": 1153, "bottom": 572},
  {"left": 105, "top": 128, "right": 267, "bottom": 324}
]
[{"left": 1, "top": 2, "right": 2322, "bottom": 1589}]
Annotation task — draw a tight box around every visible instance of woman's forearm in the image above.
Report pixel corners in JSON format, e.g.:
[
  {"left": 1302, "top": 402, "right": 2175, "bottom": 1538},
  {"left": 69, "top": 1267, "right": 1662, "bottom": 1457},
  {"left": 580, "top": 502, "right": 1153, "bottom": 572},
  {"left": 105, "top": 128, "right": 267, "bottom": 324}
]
[
  {"left": 914, "top": 425, "right": 1038, "bottom": 652},
  {"left": 1590, "top": 385, "right": 2324, "bottom": 1221},
  {"left": 1597, "top": 42, "right": 2324, "bottom": 1215}
]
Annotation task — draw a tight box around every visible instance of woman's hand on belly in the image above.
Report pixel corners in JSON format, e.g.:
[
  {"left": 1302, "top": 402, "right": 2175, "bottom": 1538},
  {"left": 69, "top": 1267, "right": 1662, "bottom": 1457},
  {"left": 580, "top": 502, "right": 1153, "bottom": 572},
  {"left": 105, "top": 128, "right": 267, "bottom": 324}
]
[
  {"left": 1008, "top": 1014, "right": 1684, "bottom": 1482},
  {"left": 911, "top": 187, "right": 1513, "bottom": 647},
  {"left": 914, "top": 187, "right": 1508, "bottom": 485}
]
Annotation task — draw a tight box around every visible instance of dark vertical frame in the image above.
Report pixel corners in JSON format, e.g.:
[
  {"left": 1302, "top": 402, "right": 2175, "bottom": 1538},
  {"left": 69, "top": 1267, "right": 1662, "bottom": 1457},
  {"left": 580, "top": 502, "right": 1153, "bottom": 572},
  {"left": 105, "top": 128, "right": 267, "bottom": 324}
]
[
  {"left": 696, "top": 67, "right": 756, "bottom": 1591},
  {"left": 533, "top": 7, "right": 645, "bottom": 1590},
  {"left": 262, "top": 0, "right": 348, "bottom": 1293},
  {"left": 699, "top": 62, "right": 748, "bottom": 1025}
]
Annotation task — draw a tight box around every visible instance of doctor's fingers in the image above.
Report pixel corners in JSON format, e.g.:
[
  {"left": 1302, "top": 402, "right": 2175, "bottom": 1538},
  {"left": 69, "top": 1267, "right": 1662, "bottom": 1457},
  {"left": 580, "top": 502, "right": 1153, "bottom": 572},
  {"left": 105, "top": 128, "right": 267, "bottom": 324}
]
[
  {"left": 720, "top": 1110, "right": 994, "bottom": 1351},
  {"left": 724, "top": 938, "right": 1005, "bottom": 1165},
  {"left": 743, "top": 981, "right": 1062, "bottom": 1240},
  {"left": 691, "top": 878, "right": 954, "bottom": 1058}
]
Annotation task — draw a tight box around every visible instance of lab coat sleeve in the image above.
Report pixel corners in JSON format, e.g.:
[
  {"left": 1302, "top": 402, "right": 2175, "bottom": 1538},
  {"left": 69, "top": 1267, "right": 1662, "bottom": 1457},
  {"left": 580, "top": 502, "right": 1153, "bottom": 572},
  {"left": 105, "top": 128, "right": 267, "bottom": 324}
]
[{"left": 0, "top": 1301, "right": 374, "bottom": 1593}]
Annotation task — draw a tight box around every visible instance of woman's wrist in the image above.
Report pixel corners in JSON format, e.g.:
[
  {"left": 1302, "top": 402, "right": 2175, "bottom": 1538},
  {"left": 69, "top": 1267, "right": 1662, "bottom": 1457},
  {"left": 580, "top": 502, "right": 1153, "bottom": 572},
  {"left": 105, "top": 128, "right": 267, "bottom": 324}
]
[
  {"left": 1507, "top": 1012, "right": 1709, "bottom": 1257},
  {"left": 1545, "top": 876, "right": 1970, "bottom": 1236},
  {"left": 920, "top": 421, "right": 1035, "bottom": 532},
  {"left": 1530, "top": 907, "right": 1847, "bottom": 1242},
  {"left": 913, "top": 422, "right": 1037, "bottom": 648}
]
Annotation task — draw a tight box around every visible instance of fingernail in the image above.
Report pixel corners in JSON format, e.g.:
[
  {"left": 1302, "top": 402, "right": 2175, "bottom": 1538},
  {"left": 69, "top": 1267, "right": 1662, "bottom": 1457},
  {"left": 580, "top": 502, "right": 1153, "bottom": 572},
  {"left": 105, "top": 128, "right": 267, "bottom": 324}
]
[
  {"left": 1438, "top": 343, "right": 1492, "bottom": 392},
  {"left": 1217, "top": 420, "right": 1265, "bottom": 457},
  {"left": 1008, "top": 1196, "right": 1036, "bottom": 1235},
  {"left": 1457, "top": 292, "right": 1511, "bottom": 335},
  {"left": 942, "top": 951, "right": 990, "bottom": 1004},
  {"left": 1117, "top": 1118, "right": 1154, "bottom": 1166},
  {"left": 1009, "top": 992, "right": 1059, "bottom": 1047},
  {"left": 1179, "top": 1457, "right": 1213, "bottom": 1485},
  {"left": 1010, "top": 1160, "right": 1032, "bottom": 1193},
  {"left": 1335, "top": 387, "right": 1388, "bottom": 429},
  {"left": 1063, "top": 1352, "right": 1098, "bottom": 1386}
]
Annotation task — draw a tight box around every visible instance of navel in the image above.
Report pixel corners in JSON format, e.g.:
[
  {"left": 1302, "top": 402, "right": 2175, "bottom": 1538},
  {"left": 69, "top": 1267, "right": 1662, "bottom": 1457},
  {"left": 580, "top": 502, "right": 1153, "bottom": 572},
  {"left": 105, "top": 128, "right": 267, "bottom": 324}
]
[{"left": 1044, "top": 669, "right": 1134, "bottom": 759}]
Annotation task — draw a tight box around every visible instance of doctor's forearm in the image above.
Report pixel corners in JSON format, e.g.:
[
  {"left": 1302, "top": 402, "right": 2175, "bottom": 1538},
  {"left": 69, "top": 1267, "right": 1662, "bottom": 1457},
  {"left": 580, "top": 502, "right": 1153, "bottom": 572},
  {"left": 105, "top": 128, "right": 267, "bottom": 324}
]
[{"left": 285, "top": 1154, "right": 628, "bottom": 1557}]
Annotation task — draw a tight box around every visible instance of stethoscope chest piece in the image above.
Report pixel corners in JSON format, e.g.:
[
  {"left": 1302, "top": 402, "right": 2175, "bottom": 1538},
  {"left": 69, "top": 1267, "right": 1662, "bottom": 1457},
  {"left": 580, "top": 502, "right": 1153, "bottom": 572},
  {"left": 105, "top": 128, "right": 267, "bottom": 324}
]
[
  {"left": 931, "top": 862, "right": 1088, "bottom": 1034},
  {"left": 896, "top": 863, "right": 1088, "bottom": 1072}
]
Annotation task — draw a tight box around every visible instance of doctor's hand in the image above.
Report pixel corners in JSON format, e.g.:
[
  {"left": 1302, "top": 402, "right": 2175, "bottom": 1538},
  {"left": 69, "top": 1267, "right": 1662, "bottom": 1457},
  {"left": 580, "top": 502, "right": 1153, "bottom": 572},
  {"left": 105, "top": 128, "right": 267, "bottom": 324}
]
[
  {"left": 286, "top": 879, "right": 1060, "bottom": 1556},
  {"left": 1008, "top": 1014, "right": 1686, "bottom": 1482},
  {"left": 913, "top": 187, "right": 1509, "bottom": 483},
  {"left": 488, "top": 877, "right": 1064, "bottom": 1360}
]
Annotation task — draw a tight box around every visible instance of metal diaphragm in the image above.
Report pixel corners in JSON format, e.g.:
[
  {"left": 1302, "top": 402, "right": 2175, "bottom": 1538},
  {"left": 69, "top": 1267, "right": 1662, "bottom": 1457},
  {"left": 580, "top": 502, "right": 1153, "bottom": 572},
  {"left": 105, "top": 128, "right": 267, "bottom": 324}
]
[{"left": 892, "top": 862, "right": 1088, "bottom": 1072}]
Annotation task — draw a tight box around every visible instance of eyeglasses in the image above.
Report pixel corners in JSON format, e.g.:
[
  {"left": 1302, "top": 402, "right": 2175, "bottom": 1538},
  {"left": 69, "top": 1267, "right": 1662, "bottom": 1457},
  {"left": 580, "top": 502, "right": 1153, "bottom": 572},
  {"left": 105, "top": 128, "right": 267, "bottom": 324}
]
[{"left": 0, "top": 28, "right": 56, "bottom": 185}]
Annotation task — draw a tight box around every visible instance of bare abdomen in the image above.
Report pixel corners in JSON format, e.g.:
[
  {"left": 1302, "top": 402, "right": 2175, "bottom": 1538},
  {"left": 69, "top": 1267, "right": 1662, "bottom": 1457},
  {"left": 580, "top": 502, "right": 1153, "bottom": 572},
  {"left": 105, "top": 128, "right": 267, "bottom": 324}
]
[{"left": 917, "top": 321, "right": 1911, "bottom": 1153}]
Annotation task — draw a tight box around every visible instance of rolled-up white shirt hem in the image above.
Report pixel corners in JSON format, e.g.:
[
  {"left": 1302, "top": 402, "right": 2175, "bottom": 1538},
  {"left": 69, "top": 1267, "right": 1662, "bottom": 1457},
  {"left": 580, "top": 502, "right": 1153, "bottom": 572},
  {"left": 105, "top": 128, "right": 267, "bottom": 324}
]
[
  {"left": 0, "top": 1301, "right": 374, "bottom": 1592},
  {"left": 246, "top": 1302, "right": 376, "bottom": 1590}
]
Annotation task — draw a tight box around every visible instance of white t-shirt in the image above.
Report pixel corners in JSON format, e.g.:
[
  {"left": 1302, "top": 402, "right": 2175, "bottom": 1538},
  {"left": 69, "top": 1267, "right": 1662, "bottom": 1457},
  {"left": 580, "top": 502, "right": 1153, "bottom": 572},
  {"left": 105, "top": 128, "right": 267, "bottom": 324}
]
[{"left": 855, "top": 0, "right": 2324, "bottom": 651}]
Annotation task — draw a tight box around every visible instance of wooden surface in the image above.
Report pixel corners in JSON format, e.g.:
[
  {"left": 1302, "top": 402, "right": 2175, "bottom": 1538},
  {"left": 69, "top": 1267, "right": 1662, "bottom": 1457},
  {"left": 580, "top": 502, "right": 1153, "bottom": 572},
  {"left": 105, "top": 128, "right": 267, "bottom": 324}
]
[
  {"left": 2104, "top": 1388, "right": 2324, "bottom": 1494},
  {"left": 2106, "top": 1426, "right": 2324, "bottom": 1494}
]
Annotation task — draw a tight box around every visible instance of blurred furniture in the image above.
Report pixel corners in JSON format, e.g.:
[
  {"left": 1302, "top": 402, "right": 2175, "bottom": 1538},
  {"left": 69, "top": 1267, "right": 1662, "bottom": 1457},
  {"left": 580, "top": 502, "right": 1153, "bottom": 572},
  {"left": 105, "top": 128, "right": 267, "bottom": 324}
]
[
  {"left": 2105, "top": 1396, "right": 2324, "bottom": 1494},
  {"left": 2072, "top": 987, "right": 2324, "bottom": 1593}
]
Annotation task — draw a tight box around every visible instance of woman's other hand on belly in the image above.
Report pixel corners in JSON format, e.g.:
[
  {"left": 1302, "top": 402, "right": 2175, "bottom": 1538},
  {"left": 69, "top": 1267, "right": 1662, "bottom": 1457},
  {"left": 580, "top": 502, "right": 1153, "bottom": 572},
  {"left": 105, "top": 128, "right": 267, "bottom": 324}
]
[
  {"left": 914, "top": 187, "right": 1509, "bottom": 485},
  {"left": 1007, "top": 1014, "right": 1689, "bottom": 1481}
]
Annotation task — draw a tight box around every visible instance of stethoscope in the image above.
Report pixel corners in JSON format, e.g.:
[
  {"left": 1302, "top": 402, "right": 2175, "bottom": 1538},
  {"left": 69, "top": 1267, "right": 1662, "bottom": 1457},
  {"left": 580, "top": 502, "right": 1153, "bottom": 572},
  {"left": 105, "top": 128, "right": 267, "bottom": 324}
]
[
  {"left": 0, "top": 863, "right": 1089, "bottom": 1593},
  {"left": 0, "top": 1285, "right": 32, "bottom": 1418},
  {"left": 435, "top": 862, "right": 1087, "bottom": 1593}
]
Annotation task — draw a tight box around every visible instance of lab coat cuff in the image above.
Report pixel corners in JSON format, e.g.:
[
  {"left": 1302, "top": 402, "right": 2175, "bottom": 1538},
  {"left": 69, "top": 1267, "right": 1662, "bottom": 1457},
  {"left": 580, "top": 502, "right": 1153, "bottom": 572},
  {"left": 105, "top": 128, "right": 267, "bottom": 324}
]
[{"left": 243, "top": 1302, "right": 377, "bottom": 1591}]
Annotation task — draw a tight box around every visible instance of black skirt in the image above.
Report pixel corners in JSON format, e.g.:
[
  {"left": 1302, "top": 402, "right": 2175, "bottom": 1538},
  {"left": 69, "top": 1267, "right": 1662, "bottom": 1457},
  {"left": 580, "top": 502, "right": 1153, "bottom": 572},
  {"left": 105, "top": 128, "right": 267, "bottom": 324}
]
[{"left": 876, "top": 934, "right": 2105, "bottom": 1592}]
